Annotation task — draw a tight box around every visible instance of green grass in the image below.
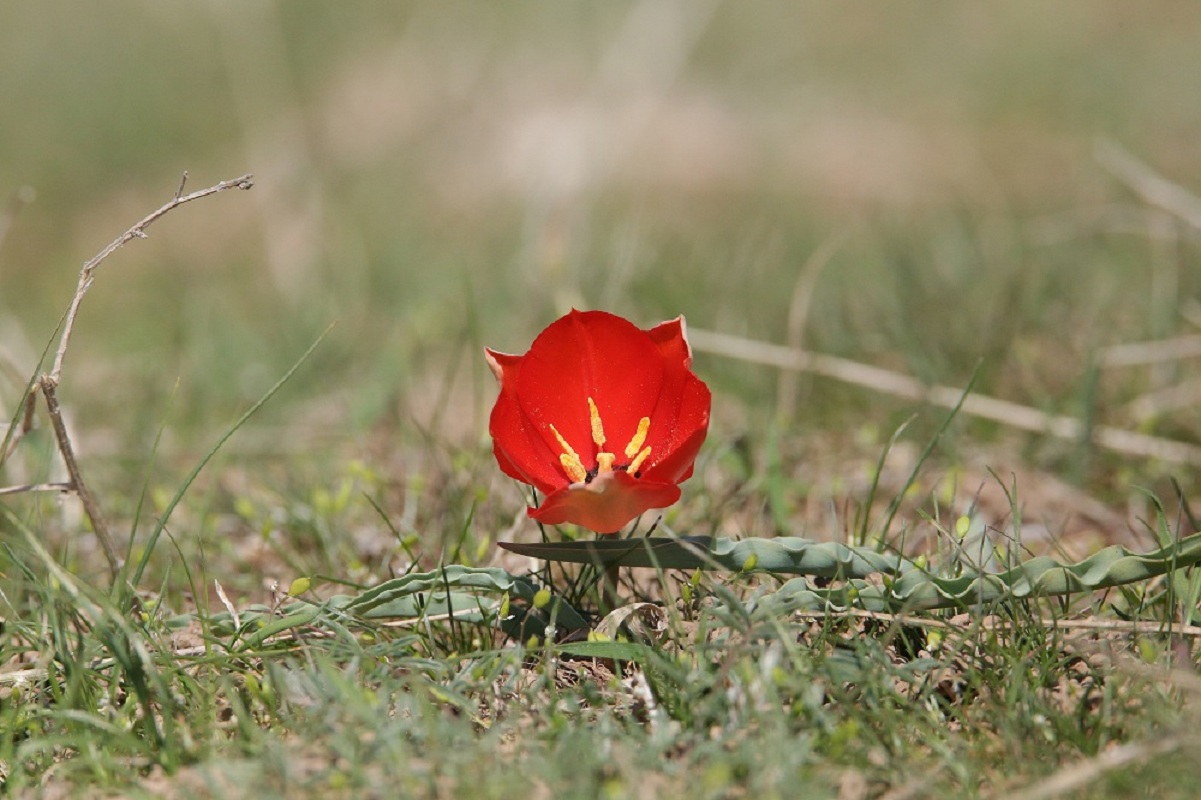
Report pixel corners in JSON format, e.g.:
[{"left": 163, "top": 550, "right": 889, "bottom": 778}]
[
  {"left": 5, "top": 2, "right": 1201, "bottom": 797},
  {"left": 2, "top": 520, "right": 1200, "bottom": 798}
]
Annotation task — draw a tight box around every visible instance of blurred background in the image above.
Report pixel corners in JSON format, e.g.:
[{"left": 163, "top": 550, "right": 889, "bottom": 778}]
[{"left": 3, "top": 1, "right": 1201, "bottom": 579}]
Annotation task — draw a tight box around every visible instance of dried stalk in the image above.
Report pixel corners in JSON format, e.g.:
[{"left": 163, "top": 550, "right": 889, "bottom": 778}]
[
  {"left": 1101, "top": 333, "right": 1201, "bottom": 368},
  {"left": 37, "top": 377, "right": 120, "bottom": 575},
  {"left": 689, "top": 327, "right": 1201, "bottom": 467},
  {"left": 47, "top": 172, "right": 254, "bottom": 386},
  {"left": 1096, "top": 138, "right": 1201, "bottom": 233},
  {"left": 1, "top": 173, "right": 255, "bottom": 583},
  {"left": 0, "top": 482, "right": 71, "bottom": 498}
]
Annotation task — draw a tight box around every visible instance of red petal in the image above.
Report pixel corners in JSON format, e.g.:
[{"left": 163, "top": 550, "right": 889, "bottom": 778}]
[
  {"left": 646, "top": 316, "right": 692, "bottom": 368},
  {"left": 486, "top": 348, "right": 567, "bottom": 494},
  {"left": 640, "top": 317, "right": 711, "bottom": 482},
  {"left": 487, "top": 311, "right": 710, "bottom": 524},
  {"left": 528, "top": 471, "right": 682, "bottom": 533},
  {"left": 642, "top": 377, "right": 710, "bottom": 483},
  {"left": 516, "top": 310, "right": 664, "bottom": 469}
]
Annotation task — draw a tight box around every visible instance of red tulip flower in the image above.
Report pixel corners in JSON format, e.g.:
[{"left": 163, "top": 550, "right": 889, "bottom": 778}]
[{"left": 486, "top": 310, "right": 711, "bottom": 533}]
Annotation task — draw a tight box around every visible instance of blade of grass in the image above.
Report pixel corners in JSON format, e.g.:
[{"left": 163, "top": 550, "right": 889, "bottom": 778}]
[
  {"left": 877, "top": 363, "right": 981, "bottom": 542},
  {"left": 855, "top": 414, "right": 915, "bottom": 547},
  {"left": 127, "top": 322, "right": 335, "bottom": 592},
  {"left": 123, "top": 378, "right": 181, "bottom": 581}
]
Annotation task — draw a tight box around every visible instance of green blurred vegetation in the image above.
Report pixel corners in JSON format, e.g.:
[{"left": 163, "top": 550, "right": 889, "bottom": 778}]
[
  {"left": 3, "top": 2, "right": 1200, "bottom": 457},
  {"left": 5, "top": 3, "right": 1201, "bottom": 797}
]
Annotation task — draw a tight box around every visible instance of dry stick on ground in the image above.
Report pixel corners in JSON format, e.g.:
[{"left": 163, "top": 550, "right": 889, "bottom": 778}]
[
  {"left": 1126, "top": 376, "right": 1201, "bottom": 424},
  {"left": 688, "top": 328, "right": 1201, "bottom": 468},
  {"left": 6, "top": 173, "right": 255, "bottom": 580},
  {"left": 1101, "top": 333, "right": 1201, "bottom": 368},
  {"left": 0, "top": 482, "right": 72, "bottom": 497},
  {"left": 1096, "top": 138, "right": 1201, "bottom": 233}
]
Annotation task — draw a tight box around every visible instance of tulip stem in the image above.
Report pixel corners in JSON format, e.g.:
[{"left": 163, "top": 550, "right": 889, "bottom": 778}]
[{"left": 601, "top": 562, "right": 622, "bottom": 612}]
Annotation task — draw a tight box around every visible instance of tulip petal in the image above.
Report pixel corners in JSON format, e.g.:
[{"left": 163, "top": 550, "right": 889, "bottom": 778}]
[
  {"left": 516, "top": 310, "right": 665, "bottom": 467},
  {"left": 487, "top": 310, "right": 710, "bottom": 533},
  {"left": 486, "top": 348, "right": 567, "bottom": 495},
  {"left": 642, "top": 376, "right": 710, "bottom": 484},
  {"left": 529, "top": 470, "right": 682, "bottom": 534},
  {"left": 641, "top": 317, "right": 711, "bottom": 482},
  {"left": 646, "top": 315, "right": 692, "bottom": 368}
]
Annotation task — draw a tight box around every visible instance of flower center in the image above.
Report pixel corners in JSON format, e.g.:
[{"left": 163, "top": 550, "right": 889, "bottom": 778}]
[{"left": 548, "top": 397, "right": 652, "bottom": 484}]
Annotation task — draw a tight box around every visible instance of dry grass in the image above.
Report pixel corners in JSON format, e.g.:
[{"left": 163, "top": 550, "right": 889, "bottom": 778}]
[{"left": 6, "top": 3, "right": 1201, "bottom": 797}]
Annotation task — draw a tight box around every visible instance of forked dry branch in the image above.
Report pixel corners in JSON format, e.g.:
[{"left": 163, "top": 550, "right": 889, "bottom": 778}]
[{"left": 0, "top": 172, "right": 255, "bottom": 581}]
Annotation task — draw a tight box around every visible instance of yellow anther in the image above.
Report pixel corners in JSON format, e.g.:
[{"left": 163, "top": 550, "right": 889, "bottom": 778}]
[
  {"left": 587, "top": 397, "right": 606, "bottom": 448},
  {"left": 559, "top": 453, "right": 587, "bottom": 483},
  {"left": 628, "top": 446, "right": 651, "bottom": 475},
  {"left": 549, "top": 405, "right": 653, "bottom": 484},
  {"left": 550, "top": 424, "right": 588, "bottom": 483},
  {"left": 624, "top": 417, "right": 651, "bottom": 459},
  {"left": 549, "top": 424, "right": 577, "bottom": 458}
]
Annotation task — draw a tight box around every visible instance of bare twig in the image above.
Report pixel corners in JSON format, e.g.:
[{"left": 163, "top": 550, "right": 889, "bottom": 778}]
[
  {"left": 37, "top": 377, "right": 120, "bottom": 575},
  {"left": 689, "top": 328, "right": 1201, "bottom": 467},
  {"left": 0, "top": 481, "right": 72, "bottom": 498},
  {"left": 0, "top": 666, "right": 50, "bottom": 688},
  {"left": 47, "top": 172, "right": 253, "bottom": 386},
  {"left": 2, "top": 173, "right": 255, "bottom": 583}
]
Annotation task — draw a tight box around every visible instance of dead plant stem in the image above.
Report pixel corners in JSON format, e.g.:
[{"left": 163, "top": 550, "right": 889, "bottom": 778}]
[
  {"left": 689, "top": 327, "right": 1201, "bottom": 467},
  {"left": 2, "top": 172, "right": 255, "bottom": 584},
  {"left": 38, "top": 378, "right": 120, "bottom": 575},
  {"left": 48, "top": 172, "right": 253, "bottom": 385},
  {"left": 0, "top": 481, "right": 72, "bottom": 497}
]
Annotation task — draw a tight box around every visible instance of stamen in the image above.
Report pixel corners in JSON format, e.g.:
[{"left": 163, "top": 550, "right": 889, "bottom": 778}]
[
  {"left": 596, "top": 452, "right": 616, "bottom": 473},
  {"left": 549, "top": 424, "right": 577, "bottom": 458},
  {"left": 624, "top": 417, "right": 651, "bottom": 459},
  {"left": 559, "top": 453, "right": 587, "bottom": 483},
  {"left": 550, "top": 424, "right": 588, "bottom": 483},
  {"left": 587, "top": 397, "right": 606, "bottom": 448},
  {"left": 628, "top": 446, "right": 651, "bottom": 475}
]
